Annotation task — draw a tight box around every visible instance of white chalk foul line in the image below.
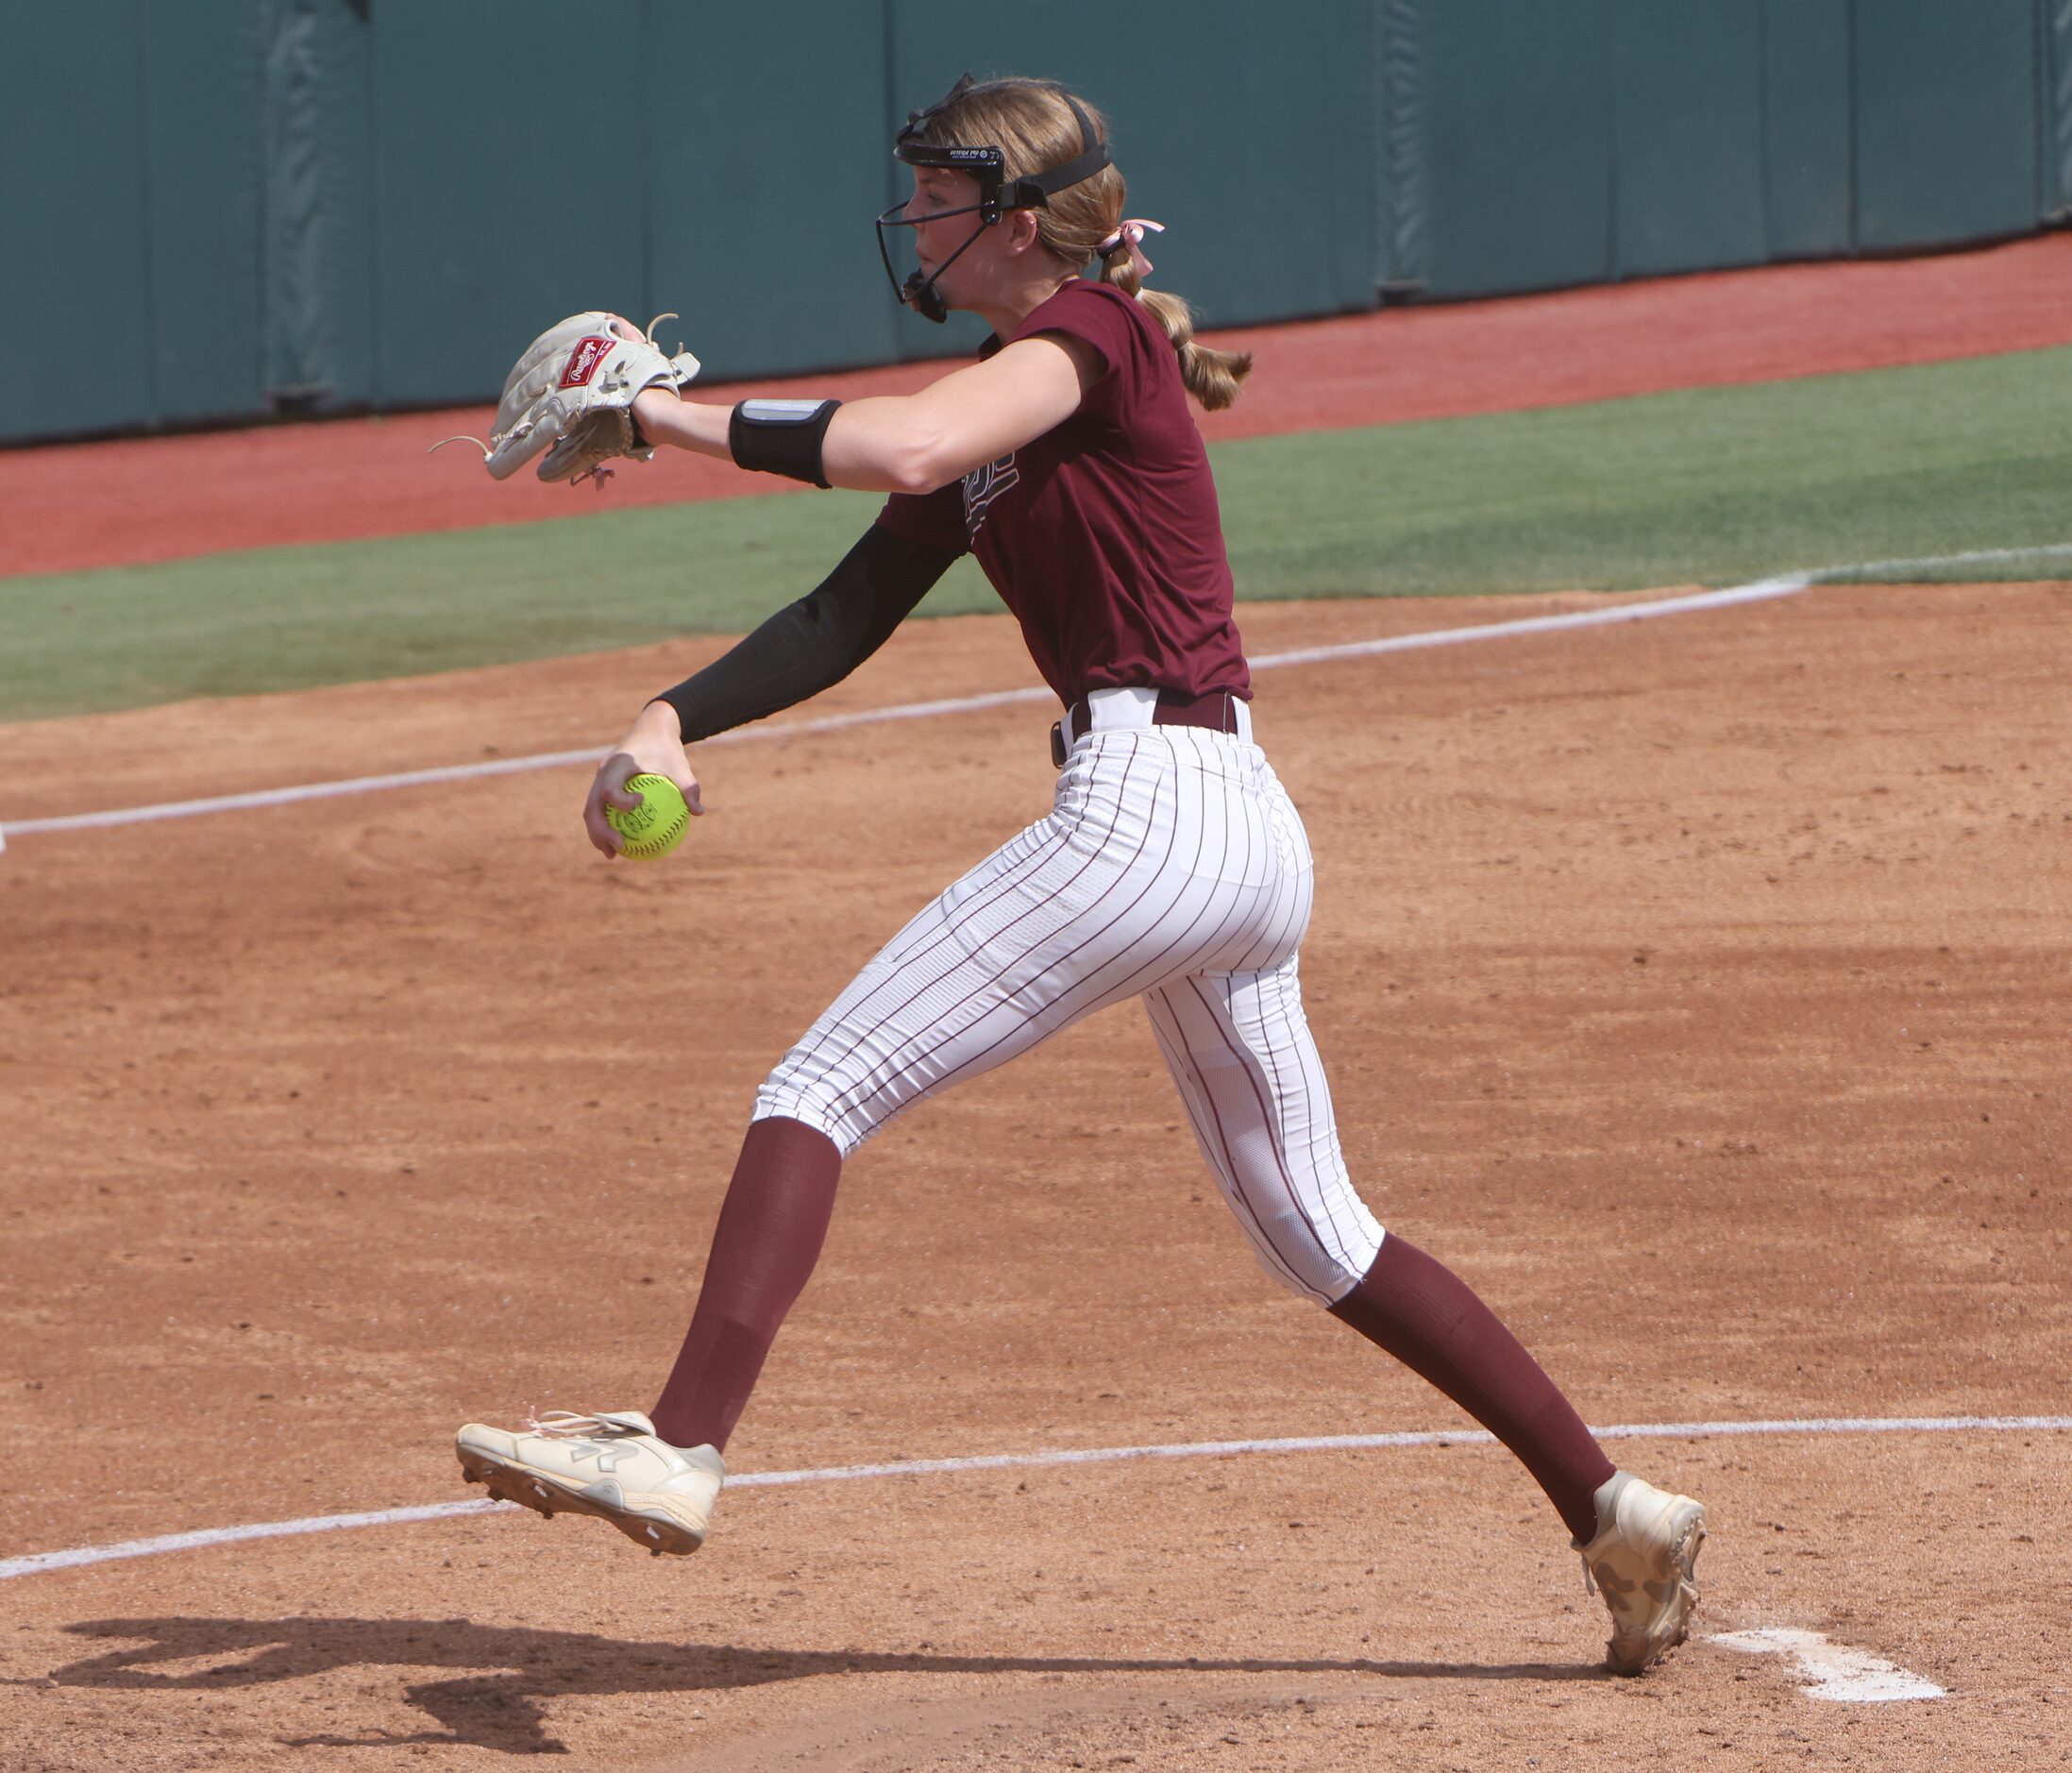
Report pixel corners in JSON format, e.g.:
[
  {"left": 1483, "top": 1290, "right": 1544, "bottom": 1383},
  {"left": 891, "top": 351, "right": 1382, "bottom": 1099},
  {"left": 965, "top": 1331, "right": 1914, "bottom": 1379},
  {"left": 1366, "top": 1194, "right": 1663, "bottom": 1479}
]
[
  {"left": 1711, "top": 1628, "right": 1946, "bottom": 1703},
  {"left": 0, "top": 582, "right": 1795, "bottom": 840},
  {"left": 3, "top": 1411, "right": 2065, "bottom": 1584},
  {"left": 1241, "top": 572, "right": 1807, "bottom": 670},
  {"left": 0, "top": 572, "right": 1819, "bottom": 842},
  {"left": 0, "top": 691, "right": 1053, "bottom": 839},
  {"left": 6, "top": 543, "right": 2070, "bottom": 846}
]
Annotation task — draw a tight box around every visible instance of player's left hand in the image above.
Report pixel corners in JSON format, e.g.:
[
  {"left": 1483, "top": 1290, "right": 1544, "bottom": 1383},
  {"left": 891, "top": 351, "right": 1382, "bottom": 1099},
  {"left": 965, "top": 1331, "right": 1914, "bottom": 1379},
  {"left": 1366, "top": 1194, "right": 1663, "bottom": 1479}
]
[{"left": 466, "top": 311, "right": 701, "bottom": 488}]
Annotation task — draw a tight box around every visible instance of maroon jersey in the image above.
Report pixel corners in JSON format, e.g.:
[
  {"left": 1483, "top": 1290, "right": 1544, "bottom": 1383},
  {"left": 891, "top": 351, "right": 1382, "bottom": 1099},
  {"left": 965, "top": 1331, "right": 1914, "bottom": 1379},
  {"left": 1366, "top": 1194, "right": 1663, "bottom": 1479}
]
[{"left": 875, "top": 279, "right": 1251, "bottom": 707}]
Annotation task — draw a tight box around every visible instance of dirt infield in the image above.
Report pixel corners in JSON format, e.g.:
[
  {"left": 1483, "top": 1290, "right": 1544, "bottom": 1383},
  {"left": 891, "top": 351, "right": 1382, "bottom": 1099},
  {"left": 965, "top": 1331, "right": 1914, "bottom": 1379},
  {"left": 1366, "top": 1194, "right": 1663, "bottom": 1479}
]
[
  {"left": 4, "top": 581, "right": 2068, "bottom": 1767},
  {"left": 5, "top": 234, "right": 2070, "bottom": 1766},
  {"left": 5, "top": 231, "right": 2072, "bottom": 577}
]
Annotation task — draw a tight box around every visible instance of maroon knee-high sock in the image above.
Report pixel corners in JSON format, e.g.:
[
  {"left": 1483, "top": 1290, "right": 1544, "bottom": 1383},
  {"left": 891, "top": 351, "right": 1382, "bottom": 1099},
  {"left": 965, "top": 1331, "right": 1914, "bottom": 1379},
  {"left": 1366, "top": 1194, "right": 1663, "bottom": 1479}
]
[
  {"left": 648, "top": 1117, "right": 841, "bottom": 1454},
  {"left": 1329, "top": 1235, "right": 1614, "bottom": 1544}
]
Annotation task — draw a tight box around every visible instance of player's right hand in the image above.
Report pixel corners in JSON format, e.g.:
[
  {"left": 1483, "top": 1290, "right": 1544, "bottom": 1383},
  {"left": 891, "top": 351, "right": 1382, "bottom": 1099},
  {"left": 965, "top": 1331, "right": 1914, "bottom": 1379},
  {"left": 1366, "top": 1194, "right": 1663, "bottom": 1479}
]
[{"left": 585, "top": 700, "right": 703, "bottom": 857}]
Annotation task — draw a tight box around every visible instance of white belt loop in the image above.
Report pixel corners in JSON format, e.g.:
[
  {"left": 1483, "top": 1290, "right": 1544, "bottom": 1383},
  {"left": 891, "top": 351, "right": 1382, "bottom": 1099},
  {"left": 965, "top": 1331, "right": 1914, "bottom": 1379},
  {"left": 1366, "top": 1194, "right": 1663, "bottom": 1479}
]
[
  {"left": 1087, "top": 685, "right": 1160, "bottom": 735},
  {"left": 1061, "top": 686, "right": 1256, "bottom": 751},
  {"left": 1064, "top": 685, "right": 1156, "bottom": 749}
]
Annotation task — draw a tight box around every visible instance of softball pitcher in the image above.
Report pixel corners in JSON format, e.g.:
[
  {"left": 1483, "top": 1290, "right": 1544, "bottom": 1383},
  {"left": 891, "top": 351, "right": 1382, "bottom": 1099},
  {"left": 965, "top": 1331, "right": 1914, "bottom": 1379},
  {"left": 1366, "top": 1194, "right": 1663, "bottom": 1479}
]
[{"left": 456, "top": 74, "right": 1707, "bottom": 1674}]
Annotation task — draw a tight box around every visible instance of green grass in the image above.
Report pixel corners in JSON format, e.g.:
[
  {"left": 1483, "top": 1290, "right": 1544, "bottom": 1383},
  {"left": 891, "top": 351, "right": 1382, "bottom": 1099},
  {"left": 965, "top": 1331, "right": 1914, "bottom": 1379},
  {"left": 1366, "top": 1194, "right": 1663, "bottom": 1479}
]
[
  {"left": 1220, "top": 347, "right": 2072, "bottom": 599},
  {"left": 0, "top": 494, "right": 912, "bottom": 718},
  {"left": 5, "top": 346, "right": 2069, "bottom": 720}
]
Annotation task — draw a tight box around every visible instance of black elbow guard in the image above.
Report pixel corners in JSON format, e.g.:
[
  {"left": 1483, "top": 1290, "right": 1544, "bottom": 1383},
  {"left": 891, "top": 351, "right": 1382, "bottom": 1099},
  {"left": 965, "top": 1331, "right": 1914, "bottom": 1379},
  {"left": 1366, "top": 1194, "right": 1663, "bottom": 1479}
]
[{"left": 730, "top": 397, "right": 841, "bottom": 488}]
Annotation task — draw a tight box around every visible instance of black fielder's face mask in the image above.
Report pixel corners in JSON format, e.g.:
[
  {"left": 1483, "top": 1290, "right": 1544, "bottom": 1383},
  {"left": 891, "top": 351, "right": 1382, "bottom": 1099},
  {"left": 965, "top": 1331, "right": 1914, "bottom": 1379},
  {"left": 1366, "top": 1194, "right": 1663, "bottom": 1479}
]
[{"left": 874, "top": 73, "right": 1111, "bottom": 324}]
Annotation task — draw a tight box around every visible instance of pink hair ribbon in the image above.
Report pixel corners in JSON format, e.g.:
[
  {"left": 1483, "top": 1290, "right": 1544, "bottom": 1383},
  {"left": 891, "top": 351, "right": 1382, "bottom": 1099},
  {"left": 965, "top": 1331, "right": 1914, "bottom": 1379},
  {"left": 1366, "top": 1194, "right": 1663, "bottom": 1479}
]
[{"left": 1098, "top": 217, "right": 1166, "bottom": 279}]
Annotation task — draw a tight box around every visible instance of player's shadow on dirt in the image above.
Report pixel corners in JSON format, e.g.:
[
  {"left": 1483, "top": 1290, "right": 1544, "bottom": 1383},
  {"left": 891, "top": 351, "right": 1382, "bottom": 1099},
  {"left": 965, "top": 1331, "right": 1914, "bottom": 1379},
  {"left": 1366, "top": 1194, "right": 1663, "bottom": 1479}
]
[{"left": 44, "top": 1614, "right": 1605, "bottom": 1755}]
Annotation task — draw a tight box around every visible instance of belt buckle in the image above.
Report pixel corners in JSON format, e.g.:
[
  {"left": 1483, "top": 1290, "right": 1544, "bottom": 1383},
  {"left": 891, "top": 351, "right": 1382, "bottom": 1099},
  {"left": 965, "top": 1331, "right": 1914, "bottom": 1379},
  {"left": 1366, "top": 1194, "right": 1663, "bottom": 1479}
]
[{"left": 1050, "top": 720, "right": 1067, "bottom": 768}]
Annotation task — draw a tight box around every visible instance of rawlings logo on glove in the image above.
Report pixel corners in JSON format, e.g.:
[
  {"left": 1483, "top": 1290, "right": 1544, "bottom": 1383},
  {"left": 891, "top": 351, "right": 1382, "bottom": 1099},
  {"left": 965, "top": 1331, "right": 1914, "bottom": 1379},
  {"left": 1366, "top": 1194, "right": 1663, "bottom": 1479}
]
[
  {"left": 431, "top": 311, "right": 700, "bottom": 488},
  {"left": 556, "top": 334, "right": 618, "bottom": 390}
]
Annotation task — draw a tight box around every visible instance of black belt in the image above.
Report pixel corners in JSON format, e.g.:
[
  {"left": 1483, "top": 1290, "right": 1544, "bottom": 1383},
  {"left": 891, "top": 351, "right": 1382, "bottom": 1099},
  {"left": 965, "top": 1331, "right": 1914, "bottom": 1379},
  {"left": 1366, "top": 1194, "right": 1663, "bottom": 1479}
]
[{"left": 1050, "top": 688, "right": 1241, "bottom": 768}]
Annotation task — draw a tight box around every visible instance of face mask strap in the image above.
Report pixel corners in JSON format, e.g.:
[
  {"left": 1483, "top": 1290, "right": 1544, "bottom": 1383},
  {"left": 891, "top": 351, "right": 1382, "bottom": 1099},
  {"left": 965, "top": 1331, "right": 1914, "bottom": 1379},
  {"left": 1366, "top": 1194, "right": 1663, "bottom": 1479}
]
[
  {"left": 1002, "top": 92, "right": 1109, "bottom": 210},
  {"left": 876, "top": 74, "right": 1114, "bottom": 322}
]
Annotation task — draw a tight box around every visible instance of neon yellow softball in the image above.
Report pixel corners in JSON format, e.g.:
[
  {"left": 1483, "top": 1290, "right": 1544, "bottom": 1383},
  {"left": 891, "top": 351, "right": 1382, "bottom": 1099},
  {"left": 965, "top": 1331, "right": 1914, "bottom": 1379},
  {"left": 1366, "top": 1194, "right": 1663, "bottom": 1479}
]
[{"left": 606, "top": 773, "right": 690, "bottom": 860}]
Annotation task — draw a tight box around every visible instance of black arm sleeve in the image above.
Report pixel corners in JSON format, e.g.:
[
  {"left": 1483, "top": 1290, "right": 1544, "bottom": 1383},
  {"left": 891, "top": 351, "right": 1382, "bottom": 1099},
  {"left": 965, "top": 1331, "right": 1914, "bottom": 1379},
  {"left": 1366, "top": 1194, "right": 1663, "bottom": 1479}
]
[{"left": 652, "top": 525, "right": 964, "bottom": 743}]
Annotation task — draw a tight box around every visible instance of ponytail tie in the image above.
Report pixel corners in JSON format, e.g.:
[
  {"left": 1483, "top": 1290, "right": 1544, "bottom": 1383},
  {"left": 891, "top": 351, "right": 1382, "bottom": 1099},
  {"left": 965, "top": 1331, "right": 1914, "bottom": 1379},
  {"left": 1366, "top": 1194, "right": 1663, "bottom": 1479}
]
[{"left": 1097, "top": 217, "right": 1165, "bottom": 281}]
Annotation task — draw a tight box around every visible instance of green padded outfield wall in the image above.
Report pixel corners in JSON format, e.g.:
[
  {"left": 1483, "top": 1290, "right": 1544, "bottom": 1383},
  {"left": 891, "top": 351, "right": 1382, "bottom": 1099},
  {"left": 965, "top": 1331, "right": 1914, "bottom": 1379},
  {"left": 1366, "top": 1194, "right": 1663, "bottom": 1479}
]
[
  {"left": 1383, "top": 0, "right": 2059, "bottom": 297},
  {"left": 3, "top": 0, "right": 2069, "bottom": 444},
  {"left": 260, "top": 0, "right": 378, "bottom": 411},
  {"left": 1760, "top": 0, "right": 1854, "bottom": 261},
  {"left": 1855, "top": 0, "right": 2046, "bottom": 249},
  {"left": 645, "top": 7, "right": 901, "bottom": 381},
  {"left": 371, "top": 2, "right": 649, "bottom": 407},
  {"left": 1391, "top": 1, "right": 1617, "bottom": 295},
  {"left": 2054, "top": 0, "right": 2072, "bottom": 217},
  {"left": 0, "top": 0, "right": 154, "bottom": 440},
  {"left": 1610, "top": 0, "right": 1769, "bottom": 280},
  {"left": 0, "top": 0, "right": 261, "bottom": 438}
]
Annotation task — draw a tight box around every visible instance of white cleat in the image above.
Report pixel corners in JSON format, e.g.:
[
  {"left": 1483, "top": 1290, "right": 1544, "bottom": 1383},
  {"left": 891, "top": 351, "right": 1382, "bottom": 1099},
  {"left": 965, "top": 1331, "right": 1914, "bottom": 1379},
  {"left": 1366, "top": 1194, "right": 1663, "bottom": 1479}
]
[
  {"left": 456, "top": 1409, "right": 724, "bottom": 1557},
  {"left": 1576, "top": 1469, "right": 1708, "bottom": 1674}
]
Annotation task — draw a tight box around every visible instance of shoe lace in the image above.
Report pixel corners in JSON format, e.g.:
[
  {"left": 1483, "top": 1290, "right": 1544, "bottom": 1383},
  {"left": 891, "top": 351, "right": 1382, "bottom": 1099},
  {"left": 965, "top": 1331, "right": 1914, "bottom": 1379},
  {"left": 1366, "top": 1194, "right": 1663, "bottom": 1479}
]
[{"left": 524, "top": 1410, "right": 635, "bottom": 1439}]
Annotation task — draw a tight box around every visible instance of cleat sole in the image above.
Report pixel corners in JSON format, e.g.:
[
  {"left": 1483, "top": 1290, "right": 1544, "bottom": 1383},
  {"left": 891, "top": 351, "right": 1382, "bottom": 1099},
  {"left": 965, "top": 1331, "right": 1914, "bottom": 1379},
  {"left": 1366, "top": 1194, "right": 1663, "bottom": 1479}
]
[{"left": 453, "top": 1444, "right": 706, "bottom": 1555}]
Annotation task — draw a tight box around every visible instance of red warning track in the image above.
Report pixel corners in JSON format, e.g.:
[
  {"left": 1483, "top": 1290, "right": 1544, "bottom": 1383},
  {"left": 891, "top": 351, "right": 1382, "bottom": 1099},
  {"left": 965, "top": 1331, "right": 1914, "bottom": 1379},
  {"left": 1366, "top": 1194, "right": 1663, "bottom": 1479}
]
[{"left": 5, "top": 231, "right": 2069, "bottom": 579}]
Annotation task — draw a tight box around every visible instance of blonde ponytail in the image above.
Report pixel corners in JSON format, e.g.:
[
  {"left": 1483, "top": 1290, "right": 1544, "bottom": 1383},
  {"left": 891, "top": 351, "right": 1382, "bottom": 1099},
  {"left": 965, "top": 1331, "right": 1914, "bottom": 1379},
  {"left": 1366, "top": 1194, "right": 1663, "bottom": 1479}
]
[{"left": 1097, "top": 253, "right": 1254, "bottom": 413}]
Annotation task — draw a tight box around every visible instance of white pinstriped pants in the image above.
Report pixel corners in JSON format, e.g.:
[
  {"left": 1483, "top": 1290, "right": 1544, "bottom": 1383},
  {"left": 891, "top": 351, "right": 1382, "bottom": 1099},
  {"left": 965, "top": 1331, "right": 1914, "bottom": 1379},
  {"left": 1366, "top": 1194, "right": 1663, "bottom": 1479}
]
[{"left": 754, "top": 715, "right": 1386, "bottom": 1303}]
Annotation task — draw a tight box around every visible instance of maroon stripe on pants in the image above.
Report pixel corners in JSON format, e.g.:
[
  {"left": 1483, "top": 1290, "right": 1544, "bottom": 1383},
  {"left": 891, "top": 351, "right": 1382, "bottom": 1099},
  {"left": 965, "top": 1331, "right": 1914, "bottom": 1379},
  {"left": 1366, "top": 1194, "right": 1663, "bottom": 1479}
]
[
  {"left": 1143, "top": 988, "right": 1315, "bottom": 1297},
  {"left": 1179, "top": 972, "right": 1346, "bottom": 1288},
  {"left": 836, "top": 743, "right": 1265, "bottom": 1131}
]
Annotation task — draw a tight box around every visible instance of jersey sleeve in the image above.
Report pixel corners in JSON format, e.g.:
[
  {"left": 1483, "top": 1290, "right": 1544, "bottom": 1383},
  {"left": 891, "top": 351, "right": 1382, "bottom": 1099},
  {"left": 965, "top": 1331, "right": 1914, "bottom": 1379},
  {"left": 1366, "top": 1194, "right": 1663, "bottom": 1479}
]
[
  {"left": 1019, "top": 282, "right": 1139, "bottom": 421},
  {"left": 875, "top": 482, "right": 969, "bottom": 553}
]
